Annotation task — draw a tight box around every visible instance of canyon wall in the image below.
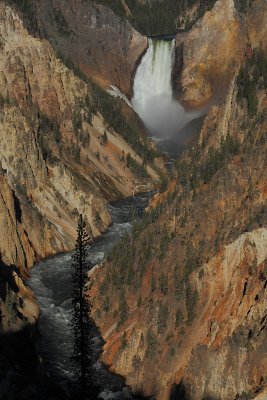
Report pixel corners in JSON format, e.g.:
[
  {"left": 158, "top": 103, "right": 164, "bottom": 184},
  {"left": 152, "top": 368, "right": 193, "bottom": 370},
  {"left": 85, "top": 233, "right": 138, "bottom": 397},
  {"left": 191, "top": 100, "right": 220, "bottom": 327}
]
[
  {"left": 173, "top": 0, "right": 266, "bottom": 109},
  {"left": 91, "top": 2, "right": 267, "bottom": 394},
  {"left": 0, "top": 0, "right": 266, "bottom": 397},
  {"left": 20, "top": 0, "right": 148, "bottom": 98},
  {"left": 0, "top": 1, "right": 160, "bottom": 330}
]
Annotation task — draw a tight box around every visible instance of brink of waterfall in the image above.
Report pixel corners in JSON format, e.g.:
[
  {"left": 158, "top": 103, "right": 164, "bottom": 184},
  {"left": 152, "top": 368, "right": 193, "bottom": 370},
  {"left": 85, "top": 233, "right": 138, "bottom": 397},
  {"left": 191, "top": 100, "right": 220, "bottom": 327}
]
[{"left": 132, "top": 39, "right": 202, "bottom": 154}]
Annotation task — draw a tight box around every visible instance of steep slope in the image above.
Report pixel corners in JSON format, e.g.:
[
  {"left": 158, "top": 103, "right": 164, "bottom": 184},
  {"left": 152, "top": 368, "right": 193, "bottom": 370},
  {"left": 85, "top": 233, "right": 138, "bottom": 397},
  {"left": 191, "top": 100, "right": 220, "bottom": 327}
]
[
  {"left": 96, "top": 0, "right": 217, "bottom": 36},
  {"left": 37, "top": 0, "right": 147, "bottom": 98},
  {"left": 0, "top": 1, "right": 161, "bottom": 329},
  {"left": 7, "top": 0, "right": 148, "bottom": 99},
  {"left": 91, "top": 24, "right": 267, "bottom": 400},
  {"left": 172, "top": 0, "right": 267, "bottom": 109}
]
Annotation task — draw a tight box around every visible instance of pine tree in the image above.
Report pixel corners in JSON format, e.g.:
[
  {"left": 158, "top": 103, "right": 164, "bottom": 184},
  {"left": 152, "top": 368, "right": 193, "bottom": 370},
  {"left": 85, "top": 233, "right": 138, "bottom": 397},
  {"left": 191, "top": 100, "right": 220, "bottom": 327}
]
[
  {"left": 71, "top": 214, "right": 95, "bottom": 399},
  {"left": 0, "top": 308, "right": 4, "bottom": 327},
  {"left": 102, "top": 131, "right": 108, "bottom": 146}
]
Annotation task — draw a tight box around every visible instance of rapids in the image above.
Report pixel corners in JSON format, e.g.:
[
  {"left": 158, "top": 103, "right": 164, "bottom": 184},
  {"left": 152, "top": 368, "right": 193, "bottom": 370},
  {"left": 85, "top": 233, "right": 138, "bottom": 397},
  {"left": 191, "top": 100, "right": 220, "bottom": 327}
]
[{"left": 29, "top": 196, "right": 150, "bottom": 399}]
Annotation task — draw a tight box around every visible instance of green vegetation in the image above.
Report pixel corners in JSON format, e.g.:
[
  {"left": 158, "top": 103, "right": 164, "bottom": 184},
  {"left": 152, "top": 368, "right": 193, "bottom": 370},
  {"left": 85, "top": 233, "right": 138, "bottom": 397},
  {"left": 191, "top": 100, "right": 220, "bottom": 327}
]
[
  {"left": 56, "top": 54, "right": 158, "bottom": 163},
  {"left": 8, "top": 0, "right": 217, "bottom": 36},
  {"left": 72, "top": 111, "right": 83, "bottom": 132},
  {"left": 159, "top": 229, "right": 170, "bottom": 260},
  {"left": 169, "top": 347, "right": 176, "bottom": 358},
  {"left": 145, "top": 331, "right": 158, "bottom": 359},
  {"left": 70, "top": 215, "right": 95, "bottom": 398},
  {"left": 51, "top": 6, "right": 70, "bottom": 36},
  {"left": 107, "top": 233, "right": 135, "bottom": 288},
  {"left": 176, "top": 134, "right": 240, "bottom": 187},
  {"left": 0, "top": 93, "right": 14, "bottom": 108},
  {"left": 175, "top": 310, "right": 183, "bottom": 327},
  {"left": 157, "top": 303, "right": 169, "bottom": 333},
  {"left": 93, "top": 0, "right": 125, "bottom": 18},
  {"left": 103, "top": 296, "right": 110, "bottom": 312},
  {"left": 118, "top": 289, "right": 128, "bottom": 326},
  {"left": 37, "top": 110, "right": 61, "bottom": 163},
  {"left": 132, "top": 354, "right": 142, "bottom": 370},
  {"left": 7, "top": 0, "right": 72, "bottom": 36},
  {"left": 174, "top": 278, "right": 185, "bottom": 301},
  {"left": 6, "top": 0, "right": 171, "bottom": 169},
  {"left": 237, "top": 48, "right": 267, "bottom": 116},
  {"left": 126, "top": 153, "right": 148, "bottom": 178},
  {"left": 200, "top": 135, "right": 239, "bottom": 183},
  {"left": 95, "top": 0, "right": 216, "bottom": 36},
  {"left": 102, "top": 131, "right": 108, "bottom": 146},
  {"left": 186, "top": 283, "right": 198, "bottom": 325},
  {"left": 159, "top": 274, "right": 168, "bottom": 295},
  {"left": 57, "top": 54, "right": 158, "bottom": 163},
  {"left": 6, "top": 0, "right": 36, "bottom": 31},
  {"left": 239, "top": 390, "right": 255, "bottom": 400},
  {"left": 121, "top": 331, "right": 127, "bottom": 348},
  {"left": 0, "top": 94, "right": 5, "bottom": 108},
  {"left": 90, "top": 82, "right": 157, "bottom": 163},
  {"left": 234, "top": 0, "right": 254, "bottom": 13}
]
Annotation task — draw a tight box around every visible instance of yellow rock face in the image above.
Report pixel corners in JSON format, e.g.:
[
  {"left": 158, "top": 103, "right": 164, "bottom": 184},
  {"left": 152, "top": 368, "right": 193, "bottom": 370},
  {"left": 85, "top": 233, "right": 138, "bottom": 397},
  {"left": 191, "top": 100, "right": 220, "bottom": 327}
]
[
  {"left": 91, "top": 57, "right": 267, "bottom": 398},
  {"left": 248, "top": 0, "right": 267, "bottom": 50},
  {"left": 173, "top": 0, "right": 267, "bottom": 109},
  {"left": 0, "top": 2, "right": 160, "bottom": 329},
  {"left": 0, "top": 3, "right": 159, "bottom": 271},
  {"left": 33, "top": 0, "right": 148, "bottom": 98}
]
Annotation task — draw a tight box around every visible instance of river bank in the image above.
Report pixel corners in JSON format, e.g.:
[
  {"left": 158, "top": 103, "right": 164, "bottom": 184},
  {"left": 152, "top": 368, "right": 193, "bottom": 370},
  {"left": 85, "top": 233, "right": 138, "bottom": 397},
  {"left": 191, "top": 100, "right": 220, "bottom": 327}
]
[{"left": 28, "top": 195, "right": 151, "bottom": 400}]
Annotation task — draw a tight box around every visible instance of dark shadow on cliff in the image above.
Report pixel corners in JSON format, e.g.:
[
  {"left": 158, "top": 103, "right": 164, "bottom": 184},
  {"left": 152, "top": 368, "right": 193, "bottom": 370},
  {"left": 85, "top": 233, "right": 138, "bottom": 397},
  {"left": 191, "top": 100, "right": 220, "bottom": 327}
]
[
  {"left": 169, "top": 381, "right": 189, "bottom": 400},
  {"left": 0, "top": 259, "right": 20, "bottom": 303},
  {"left": 158, "top": 115, "right": 206, "bottom": 158},
  {"left": 0, "top": 326, "right": 69, "bottom": 400},
  {"left": 0, "top": 257, "right": 78, "bottom": 399},
  {"left": 0, "top": 326, "right": 101, "bottom": 400},
  {"left": 169, "top": 380, "right": 217, "bottom": 400}
]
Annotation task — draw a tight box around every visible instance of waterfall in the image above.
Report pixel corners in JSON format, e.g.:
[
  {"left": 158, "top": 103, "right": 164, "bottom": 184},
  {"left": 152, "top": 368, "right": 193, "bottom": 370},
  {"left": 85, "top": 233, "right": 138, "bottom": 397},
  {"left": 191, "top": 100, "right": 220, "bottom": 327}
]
[
  {"left": 132, "top": 39, "right": 200, "bottom": 151},
  {"left": 133, "top": 39, "right": 174, "bottom": 107}
]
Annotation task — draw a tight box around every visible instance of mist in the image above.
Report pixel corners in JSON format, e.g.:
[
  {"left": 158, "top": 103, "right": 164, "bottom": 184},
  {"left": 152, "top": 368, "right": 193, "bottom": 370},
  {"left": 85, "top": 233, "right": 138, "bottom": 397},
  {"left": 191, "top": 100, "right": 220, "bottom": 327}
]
[{"left": 132, "top": 39, "right": 201, "bottom": 150}]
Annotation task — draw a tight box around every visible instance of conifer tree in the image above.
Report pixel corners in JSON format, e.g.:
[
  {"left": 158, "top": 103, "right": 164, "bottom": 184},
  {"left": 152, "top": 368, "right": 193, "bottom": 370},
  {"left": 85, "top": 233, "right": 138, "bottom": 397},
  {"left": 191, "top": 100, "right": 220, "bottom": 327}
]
[{"left": 71, "top": 214, "right": 95, "bottom": 399}]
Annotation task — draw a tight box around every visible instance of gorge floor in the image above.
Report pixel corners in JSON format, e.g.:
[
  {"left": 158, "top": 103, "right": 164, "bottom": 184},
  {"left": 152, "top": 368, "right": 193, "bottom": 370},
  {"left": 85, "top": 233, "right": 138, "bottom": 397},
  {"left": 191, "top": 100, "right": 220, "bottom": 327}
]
[{"left": 29, "top": 195, "right": 151, "bottom": 400}]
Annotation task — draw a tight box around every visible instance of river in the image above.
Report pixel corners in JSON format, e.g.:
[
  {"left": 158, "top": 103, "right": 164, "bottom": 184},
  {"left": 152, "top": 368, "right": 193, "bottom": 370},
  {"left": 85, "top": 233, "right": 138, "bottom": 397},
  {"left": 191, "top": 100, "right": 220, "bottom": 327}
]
[
  {"left": 29, "top": 195, "right": 150, "bottom": 400},
  {"left": 29, "top": 37, "right": 200, "bottom": 400}
]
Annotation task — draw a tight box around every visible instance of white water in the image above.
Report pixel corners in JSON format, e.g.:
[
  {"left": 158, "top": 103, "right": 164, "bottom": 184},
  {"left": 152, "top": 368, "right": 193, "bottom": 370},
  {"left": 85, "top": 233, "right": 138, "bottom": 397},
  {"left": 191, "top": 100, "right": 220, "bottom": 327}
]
[
  {"left": 29, "top": 197, "right": 150, "bottom": 399},
  {"left": 132, "top": 39, "right": 200, "bottom": 151}
]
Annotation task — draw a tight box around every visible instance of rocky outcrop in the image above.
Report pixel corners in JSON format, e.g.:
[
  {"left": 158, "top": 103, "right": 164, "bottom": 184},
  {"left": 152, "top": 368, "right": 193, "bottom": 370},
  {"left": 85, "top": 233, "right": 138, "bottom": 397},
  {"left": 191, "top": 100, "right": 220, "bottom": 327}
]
[
  {"left": 0, "top": 255, "right": 39, "bottom": 333},
  {"left": 0, "top": 1, "right": 159, "bottom": 266},
  {"left": 173, "top": 0, "right": 266, "bottom": 109},
  {"left": 181, "top": 228, "right": 267, "bottom": 400},
  {"left": 24, "top": 0, "right": 148, "bottom": 99},
  {"left": 0, "top": 174, "right": 39, "bottom": 333},
  {"left": 247, "top": 0, "right": 267, "bottom": 50},
  {"left": 91, "top": 62, "right": 267, "bottom": 399},
  {"left": 0, "top": 1, "right": 160, "bottom": 329}
]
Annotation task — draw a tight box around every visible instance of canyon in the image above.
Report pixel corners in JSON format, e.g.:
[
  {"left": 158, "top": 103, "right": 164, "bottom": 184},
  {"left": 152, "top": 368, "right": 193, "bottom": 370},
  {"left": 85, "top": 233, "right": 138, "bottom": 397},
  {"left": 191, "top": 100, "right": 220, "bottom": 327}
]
[
  {"left": 0, "top": 0, "right": 162, "bottom": 332},
  {"left": 90, "top": 0, "right": 267, "bottom": 399},
  {"left": 0, "top": 0, "right": 266, "bottom": 399},
  {"left": 173, "top": 0, "right": 267, "bottom": 109}
]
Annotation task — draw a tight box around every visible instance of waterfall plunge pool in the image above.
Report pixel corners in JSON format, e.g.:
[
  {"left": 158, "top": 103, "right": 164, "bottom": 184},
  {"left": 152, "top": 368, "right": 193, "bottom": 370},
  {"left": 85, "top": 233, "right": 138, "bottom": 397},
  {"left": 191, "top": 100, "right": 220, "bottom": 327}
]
[{"left": 132, "top": 39, "right": 204, "bottom": 157}]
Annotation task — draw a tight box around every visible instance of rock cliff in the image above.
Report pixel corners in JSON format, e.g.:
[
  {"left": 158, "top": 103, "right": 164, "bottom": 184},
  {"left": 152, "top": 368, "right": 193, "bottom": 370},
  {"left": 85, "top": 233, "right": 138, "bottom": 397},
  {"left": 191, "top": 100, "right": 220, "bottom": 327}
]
[
  {"left": 0, "top": 1, "right": 160, "bottom": 329},
  {"left": 173, "top": 0, "right": 266, "bottom": 109},
  {"left": 0, "top": 1, "right": 266, "bottom": 398},
  {"left": 91, "top": 37, "right": 267, "bottom": 399},
  {"left": 15, "top": 0, "right": 148, "bottom": 98}
]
